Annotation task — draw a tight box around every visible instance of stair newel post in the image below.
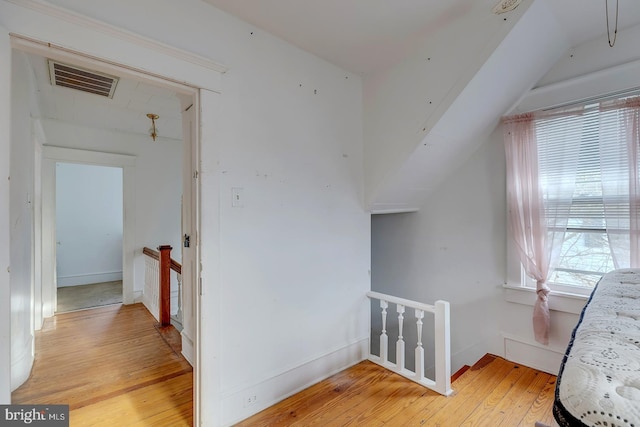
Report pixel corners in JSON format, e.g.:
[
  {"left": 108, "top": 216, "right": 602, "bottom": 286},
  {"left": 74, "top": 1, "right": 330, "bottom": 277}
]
[
  {"left": 396, "top": 304, "right": 405, "bottom": 371},
  {"left": 158, "top": 245, "right": 172, "bottom": 326},
  {"left": 415, "top": 309, "right": 425, "bottom": 381},
  {"left": 380, "top": 300, "right": 388, "bottom": 363},
  {"left": 434, "top": 300, "right": 452, "bottom": 395}
]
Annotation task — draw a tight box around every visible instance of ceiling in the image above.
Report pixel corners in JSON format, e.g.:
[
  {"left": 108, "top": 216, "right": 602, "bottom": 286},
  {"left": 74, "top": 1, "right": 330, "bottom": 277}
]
[
  {"left": 24, "top": 52, "right": 183, "bottom": 140},
  {"left": 20, "top": 0, "right": 640, "bottom": 211},
  {"left": 24, "top": 1, "right": 640, "bottom": 143},
  {"left": 203, "top": 0, "right": 640, "bottom": 76}
]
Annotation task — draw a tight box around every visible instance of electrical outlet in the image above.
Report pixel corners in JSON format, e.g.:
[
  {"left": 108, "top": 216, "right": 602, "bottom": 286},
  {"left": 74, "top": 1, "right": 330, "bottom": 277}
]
[{"left": 244, "top": 395, "right": 257, "bottom": 407}]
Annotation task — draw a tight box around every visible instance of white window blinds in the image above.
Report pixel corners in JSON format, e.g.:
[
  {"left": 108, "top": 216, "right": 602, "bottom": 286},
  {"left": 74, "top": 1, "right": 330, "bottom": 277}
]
[
  {"left": 534, "top": 100, "right": 640, "bottom": 287},
  {"left": 537, "top": 105, "right": 632, "bottom": 230}
]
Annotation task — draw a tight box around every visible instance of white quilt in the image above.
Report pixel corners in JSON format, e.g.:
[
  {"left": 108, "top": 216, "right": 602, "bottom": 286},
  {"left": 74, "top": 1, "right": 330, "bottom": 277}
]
[{"left": 554, "top": 268, "right": 640, "bottom": 427}]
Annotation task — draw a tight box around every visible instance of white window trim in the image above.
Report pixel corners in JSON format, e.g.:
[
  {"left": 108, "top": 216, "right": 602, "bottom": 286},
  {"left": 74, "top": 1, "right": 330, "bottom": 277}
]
[
  {"left": 505, "top": 232, "right": 590, "bottom": 315},
  {"left": 503, "top": 283, "right": 588, "bottom": 315}
]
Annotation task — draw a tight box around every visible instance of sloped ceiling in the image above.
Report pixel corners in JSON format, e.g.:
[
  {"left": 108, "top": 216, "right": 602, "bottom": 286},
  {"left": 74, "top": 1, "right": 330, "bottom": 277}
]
[
  {"left": 204, "top": 0, "right": 640, "bottom": 212},
  {"left": 24, "top": 0, "right": 640, "bottom": 206},
  {"left": 203, "top": 0, "right": 640, "bottom": 77}
]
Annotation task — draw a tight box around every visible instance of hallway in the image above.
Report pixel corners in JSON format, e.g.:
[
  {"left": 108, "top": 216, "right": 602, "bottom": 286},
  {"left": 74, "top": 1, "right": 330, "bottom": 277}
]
[{"left": 12, "top": 303, "right": 192, "bottom": 426}]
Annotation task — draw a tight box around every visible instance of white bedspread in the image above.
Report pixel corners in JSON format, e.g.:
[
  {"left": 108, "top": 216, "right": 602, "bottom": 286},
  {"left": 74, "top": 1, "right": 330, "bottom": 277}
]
[{"left": 555, "top": 268, "right": 640, "bottom": 426}]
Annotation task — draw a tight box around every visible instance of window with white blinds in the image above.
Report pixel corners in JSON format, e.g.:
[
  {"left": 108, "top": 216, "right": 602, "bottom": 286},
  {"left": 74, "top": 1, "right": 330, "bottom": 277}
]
[{"left": 536, "top": 103, "right": 636, "bottom": 289}]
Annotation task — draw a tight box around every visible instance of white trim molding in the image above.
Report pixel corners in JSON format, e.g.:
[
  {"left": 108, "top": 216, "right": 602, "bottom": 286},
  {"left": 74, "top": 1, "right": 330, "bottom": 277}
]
[
  {"left": 502, "top": 333, "right": 564, "bottom": 375},
  {"left": 4, "top": 0, "right": 227, "bottom": 74},
  {"left": 503, "top": 284, "right": 588, "bottom": 315},
  {"left": 10, "top": 333, "right": 34, "bottom": 392},
  {"left": 220, "top": 338, "right": 368, "bottom": 427},
  {"left": 0, "top": 0, "right": 224, "bottom": 93},
  {"left": 41, "top": 146, "right": 137, "bottom": 306},
  {"left": 512, "top": 59, "right": 640, "bottom": 113},
  {"left": 57, "top": 271, "right": 123, "bottom": 287},
  {"left": 42, "top": 146, "right": 135, "bottom": 167}
]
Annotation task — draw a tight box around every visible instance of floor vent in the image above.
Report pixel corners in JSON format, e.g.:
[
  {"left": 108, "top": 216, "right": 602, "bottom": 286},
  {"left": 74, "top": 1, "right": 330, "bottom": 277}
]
[{"left": 48, "top": 60, "right": 119, "bottom": 98}]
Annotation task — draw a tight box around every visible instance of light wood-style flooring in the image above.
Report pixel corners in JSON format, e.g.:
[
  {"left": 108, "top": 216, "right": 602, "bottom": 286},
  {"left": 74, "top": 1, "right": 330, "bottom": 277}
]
[
  {"left": 13, "top": 303, "right": 558, "bottom": 426},
  {"left": 12, "top": 303, "right": 193, "bottom": 426},
  {"left": 236, "top": 354, "right": 558, "bottom": 426}
]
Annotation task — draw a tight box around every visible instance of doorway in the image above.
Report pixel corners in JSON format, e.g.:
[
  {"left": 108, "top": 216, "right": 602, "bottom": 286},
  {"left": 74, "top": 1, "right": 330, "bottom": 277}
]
[
  {"left": 55, "top": 162, "right": 124, "bottom": 313},
  {"left": 9, "top": 39, "right": 200, "bottom": 421}
]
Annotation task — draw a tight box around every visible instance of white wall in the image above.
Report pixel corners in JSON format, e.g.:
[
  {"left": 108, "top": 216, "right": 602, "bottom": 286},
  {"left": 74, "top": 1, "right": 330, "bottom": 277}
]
[
  {"left": 362, "top": 1, "right": 533, "bottom": 207},
  {"left": 536, "top": 24, "right": 640, "bottom": 88},
  {"left": 41, "top": 120, "right": 182, "bottom": 296},
  {"left": 0, "top": 25, "right": 10, "bottom": 403},
  {"left": 191, "top": 8, "right": 370, "bottom": 425},
  {"left": 55, "top": 162, "right": 123, "bottom": 287},
  {"left": 10, "top": 50, "right": 36, "bottom": 391},
  {"left": 372, "top": 21, "right": 640, "bottom": 378},
  {"left": 372, "top": 128, "right": 506, "bottom": 373},
  {"left": 0, "top": 2, "right": 370, "bottom": 424}
]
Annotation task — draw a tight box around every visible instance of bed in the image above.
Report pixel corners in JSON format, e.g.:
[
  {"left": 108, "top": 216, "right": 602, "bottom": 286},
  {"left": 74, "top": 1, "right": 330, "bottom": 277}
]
[{"left": 553, "top": 268, "right": 640, "bottom": 427}]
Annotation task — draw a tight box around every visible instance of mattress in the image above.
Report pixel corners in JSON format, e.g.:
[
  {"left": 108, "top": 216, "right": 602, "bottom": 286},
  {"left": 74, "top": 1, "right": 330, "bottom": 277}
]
[{"left": 553, "top": 268, "right": 640, "bottom": 427}]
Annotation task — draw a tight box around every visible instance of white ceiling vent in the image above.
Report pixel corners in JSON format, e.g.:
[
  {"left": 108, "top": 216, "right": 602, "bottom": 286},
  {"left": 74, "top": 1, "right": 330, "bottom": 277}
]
[{"left": 48, "top": 60, "right": 119, "bottom": 98}]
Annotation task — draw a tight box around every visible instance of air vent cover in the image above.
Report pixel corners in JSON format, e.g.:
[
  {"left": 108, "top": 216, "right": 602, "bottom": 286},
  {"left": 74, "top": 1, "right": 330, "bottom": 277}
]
[{"left": 48, "top": 60, "right": 119, "bottom": 98}]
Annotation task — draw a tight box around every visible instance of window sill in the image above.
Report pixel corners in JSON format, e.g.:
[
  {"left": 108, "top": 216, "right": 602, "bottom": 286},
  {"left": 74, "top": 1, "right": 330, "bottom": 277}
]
[{"left": 503, "top": 284, "right": 589, "bottom": 315}]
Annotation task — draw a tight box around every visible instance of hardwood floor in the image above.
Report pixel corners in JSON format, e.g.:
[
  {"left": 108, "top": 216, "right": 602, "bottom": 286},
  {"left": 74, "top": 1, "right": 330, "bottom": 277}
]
[
  {"left": 235, "top": 354, "right": 558, "bottom": 426},
  {"left": 13, "top": 304, "right": 557, "bottom": 426},
  {"left": 12, "top": 303, "right": 193, "bottom": 426}
]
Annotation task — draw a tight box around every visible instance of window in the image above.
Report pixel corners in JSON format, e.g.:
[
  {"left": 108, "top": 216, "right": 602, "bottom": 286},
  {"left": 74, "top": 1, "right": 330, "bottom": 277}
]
[{"left": 535, "top": 101, "right": 639, "bottom": 291}]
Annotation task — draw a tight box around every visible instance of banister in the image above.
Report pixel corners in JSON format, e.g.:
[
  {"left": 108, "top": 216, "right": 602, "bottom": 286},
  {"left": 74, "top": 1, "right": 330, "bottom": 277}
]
[
  {"left": 143, "top": 246, "right": 159, "bottom": 261},
  {"left": 143, "top": 246, "right": 181, "bottom": 274},
  {"left": 367, "top": 291, "right": 452, "bottom": 396},
  {"left": 367, "top": 291, "right": 436, "bottom": 314},
  {"left": 143, "top": 245, "right": 182, "bottom": 326},
  {"left": 170, "top": 259, "right": 181, "bottom": 275}
]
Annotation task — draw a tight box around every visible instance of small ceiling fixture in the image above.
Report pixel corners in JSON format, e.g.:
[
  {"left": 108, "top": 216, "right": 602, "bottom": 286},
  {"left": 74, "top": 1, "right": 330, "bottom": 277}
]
[
  {"left": 147, "top": 113, "right": 159, "bottom": 141},
  {"left": 606, "top": 0, "right": 619, "bottom": 47},
  {"left": 492, "top": 0, "right": 521, "bottom": 15}
]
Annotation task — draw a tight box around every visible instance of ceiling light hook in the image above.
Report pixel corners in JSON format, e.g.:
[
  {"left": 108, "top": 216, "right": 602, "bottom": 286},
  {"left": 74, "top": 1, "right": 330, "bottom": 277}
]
[{"left": 606, "top": 0, "right": 619, "bottom": 47}]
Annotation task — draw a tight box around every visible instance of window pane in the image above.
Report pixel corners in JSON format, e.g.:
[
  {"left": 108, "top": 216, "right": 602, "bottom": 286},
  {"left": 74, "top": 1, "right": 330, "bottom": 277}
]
[
  {"left": 550, "top": 231, "right": 615, "bottom": 288},
  {"left": 535, "top": 102, "right": 639, "bottom": 290},
  {"left": 548, "top": 270, "right": 602, "bottom": 289}
]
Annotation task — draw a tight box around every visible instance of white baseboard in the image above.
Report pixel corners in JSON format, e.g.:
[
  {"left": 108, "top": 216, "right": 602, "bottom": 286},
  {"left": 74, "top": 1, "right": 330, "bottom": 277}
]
[
  {"left": 133, "top": 290, "right": 143, "bottom": 303},
  {"left": 11, "top": 334, "right": 34, "bottom": 392},
  {"left": 502, "top": 334, "right": 564, "bottom": 375},
  {"left": 181, "top": 331, "right": 194, "bottom": 367},
  {"left": 222, "top": 338, "right": 369, "bottom": 427},
  {"left": 57, "top": 271, "right": 123, "bottom": 287},
  {"left": 142, "top": 295, "right": 159, "bottom": 322}
]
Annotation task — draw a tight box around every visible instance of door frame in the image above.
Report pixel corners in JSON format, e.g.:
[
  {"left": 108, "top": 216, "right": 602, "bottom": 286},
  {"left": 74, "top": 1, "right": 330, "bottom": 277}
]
[
  {"left": 41, "top": 147, "right": 135, "bottom": 316},
  {"left": 7, "top": 32, "right": 205, "bottom": 425},
  {"left": 1, "top": 1, "right": 227, "bottom": 418}
]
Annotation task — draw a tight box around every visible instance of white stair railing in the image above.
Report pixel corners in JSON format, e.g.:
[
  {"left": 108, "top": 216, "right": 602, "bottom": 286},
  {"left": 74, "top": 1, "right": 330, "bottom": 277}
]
[
  {"left": 367, "top": 291, "right": 452, "bottom": 396},
  {"left": 143, "top": 250, "right": 160, "bottom": 321},
  {"left": 142, "top": 246, "right": 183, "bottom": 327}
]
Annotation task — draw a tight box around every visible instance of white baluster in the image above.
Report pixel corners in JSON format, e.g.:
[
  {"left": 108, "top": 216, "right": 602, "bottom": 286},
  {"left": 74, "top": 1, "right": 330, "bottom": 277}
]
[
  {"left": 415, "top": 309, "right": 424, "bottom": 381},
  {"left": 380, "top": 300, "right": 388, "bottom": 363},
  {"left": 176, "top": 273, "right": 183, "bottom": 322},
  {"left": 396, "top": 304, "right": 405, "bottom": 371}
]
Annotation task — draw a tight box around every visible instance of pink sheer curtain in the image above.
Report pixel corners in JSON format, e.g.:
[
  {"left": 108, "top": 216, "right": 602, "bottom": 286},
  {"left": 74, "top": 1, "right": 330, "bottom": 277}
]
[
  {"left": 503, "top": 114, "right": 551, "bottom": 345},
  {"left": 600, "top": 98, "right": 640, "bottom": 268}
]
